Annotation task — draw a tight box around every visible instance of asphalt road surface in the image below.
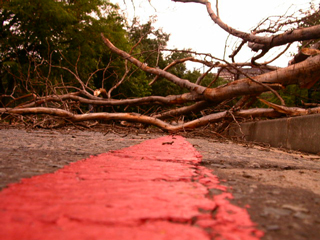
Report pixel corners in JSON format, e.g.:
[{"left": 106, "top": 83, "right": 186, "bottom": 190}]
[{"left": 0, "top": 125, "right": 319, "bottom": 239}]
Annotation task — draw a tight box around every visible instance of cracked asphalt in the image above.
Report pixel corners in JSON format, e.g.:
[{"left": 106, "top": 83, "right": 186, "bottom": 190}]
[{"left": 0, "top": 125, "right": 320, "bottom": 239}]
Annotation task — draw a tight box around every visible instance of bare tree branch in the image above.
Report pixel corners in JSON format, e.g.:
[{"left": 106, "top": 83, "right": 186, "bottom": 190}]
[
  {"left": 149, "top": 57, "right": 195, "bottom": 85},
  {"left": 3, "top": 2, "right": 320, "bottom": 135},
  {"left": 258, "top": 98, "right": 320, "bottom": 116},
  {"left": 4, "top": 104, "right": 319, "bottom": 132},
  {"left": 13, "top": 92, "right": 205, "bottom": 109},
  {"left": 174, "top": 0, "right": 320, "bottom": 53},
  {"left": 101, "top": 34, "right": 207, "bottom": 95},
  {"left": 203, "top": 54, "right": 320, "bottom": 103},
  {"left": 172, "top": 0, "right": 208, "bottom": 4}
]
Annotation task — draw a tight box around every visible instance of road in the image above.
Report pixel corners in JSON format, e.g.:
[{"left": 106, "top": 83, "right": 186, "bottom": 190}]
[{"left": 0, "top": 126, "right": 319, "bottom": 239}]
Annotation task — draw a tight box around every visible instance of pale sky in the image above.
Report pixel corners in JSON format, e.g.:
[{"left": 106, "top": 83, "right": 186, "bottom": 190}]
[{"left": 110, "top": 0, "right": 319, "bottom": 69}]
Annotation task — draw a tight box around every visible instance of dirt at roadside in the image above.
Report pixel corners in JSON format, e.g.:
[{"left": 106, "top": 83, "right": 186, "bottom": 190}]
[
  {"left": 0, "top": 124, "right": 319, "bottom": 240},
  {"left": 188, "top": 138, "right": 320, "bottom": 240}
]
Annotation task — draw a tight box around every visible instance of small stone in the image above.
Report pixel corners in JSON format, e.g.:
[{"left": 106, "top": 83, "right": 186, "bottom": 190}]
[
  {"left": 263, "top": 207, "right": 292, "bottom": 217},
  {"left": 249, "top": 162, "right": 260, "bottom": 168},
  {"left": 293, "top": 212, "right": 311, "bottom": 219},
  {"left": 266, "top": 225, "right": 280, "bottom": 231},
  {"left": 242, "top": 172, "right": 254, "bottom": 178},
  {"left": 269, "top": 190, "right": 281, "bottom": 195},
  {"left": 265, "top": 200, "right": 277, "bottom": 205},
  {"left": 314, "top": 198, "right": 320, "bottom": 204},
  {"left": 282, "top": 204, "right": 309, "bottom": 213}
]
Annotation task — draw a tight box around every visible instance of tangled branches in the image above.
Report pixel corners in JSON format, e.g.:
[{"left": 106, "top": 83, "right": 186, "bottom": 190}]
[{"left": 1, "top": 1, "right": 320, "bottom": 134}]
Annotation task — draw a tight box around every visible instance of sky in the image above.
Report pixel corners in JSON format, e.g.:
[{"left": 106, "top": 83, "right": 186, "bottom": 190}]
[{"left": 110, "top": 0, "right": 319, "bottom": 69}]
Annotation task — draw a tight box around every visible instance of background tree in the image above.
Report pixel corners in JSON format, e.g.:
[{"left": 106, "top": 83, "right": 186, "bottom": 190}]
[{"left": 0, "top": 0, "right": 128, "bottom": 101}]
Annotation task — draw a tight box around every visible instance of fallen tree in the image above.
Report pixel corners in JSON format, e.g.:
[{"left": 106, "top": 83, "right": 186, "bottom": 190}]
[{"left": 1, "top": 0, "right": 320, "bottom": 134}]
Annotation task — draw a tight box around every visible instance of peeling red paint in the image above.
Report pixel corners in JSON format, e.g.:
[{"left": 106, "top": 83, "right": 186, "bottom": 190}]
[{"left": 0, "top": 136, "right": 263, "bottom": 239}]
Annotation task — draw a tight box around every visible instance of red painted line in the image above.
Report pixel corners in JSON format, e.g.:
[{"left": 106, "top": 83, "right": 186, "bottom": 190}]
[{"left": 0, "top": 136, "right": 263, "bottom": 240}]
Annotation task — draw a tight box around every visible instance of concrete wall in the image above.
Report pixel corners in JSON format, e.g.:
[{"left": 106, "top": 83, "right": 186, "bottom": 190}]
[{"left": 228, "top": 114, "right": 320, "bottom": 154}]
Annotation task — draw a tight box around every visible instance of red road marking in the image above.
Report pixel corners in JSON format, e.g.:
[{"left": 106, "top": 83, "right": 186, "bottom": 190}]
[{"left": 0, "top": 136, "right": 263, "bottom": 239}]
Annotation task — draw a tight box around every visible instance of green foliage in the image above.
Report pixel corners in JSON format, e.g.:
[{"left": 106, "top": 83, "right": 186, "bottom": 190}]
[
  {"left": 0, "top": 0, "right": 229, "bottom": 111},
  {"left": 0, "top": 0, "right": 128, "bottom": 97},
  {"left": 150, "top": 51, "right": 192, "bottom": 96},
  {"left": 254, "top": 83, "right": 320, "bottom": 109},
  {"left": 119, "top": 76, "right": 152, "bottom": 98},
  {"left": 258, "top": 85, "right": 308, "bottom": 107},
  {"left": 128, "top": 17, "right": 169, "bottom": 68},
  {"left": 166, "top": 52, "right": 190, "bottom": 78}
]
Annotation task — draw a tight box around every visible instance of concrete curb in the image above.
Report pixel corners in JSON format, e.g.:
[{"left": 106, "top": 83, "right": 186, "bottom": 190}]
[{"left": 228, "top": 114, "right": 320, "bottom": 154}]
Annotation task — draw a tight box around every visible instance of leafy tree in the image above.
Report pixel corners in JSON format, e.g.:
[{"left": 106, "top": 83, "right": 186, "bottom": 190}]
[
  {"left": 128, "top": 18, "right": 169, "bottom": 68},
  {"left": 0, "top": 0, "right": 127, "bottom": 100},
  {"left": 151, "top": 51, "right": 192, "bottom": 96},
  {"left": 126, "top": 18, "right": 170, "bottom": 97}
]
